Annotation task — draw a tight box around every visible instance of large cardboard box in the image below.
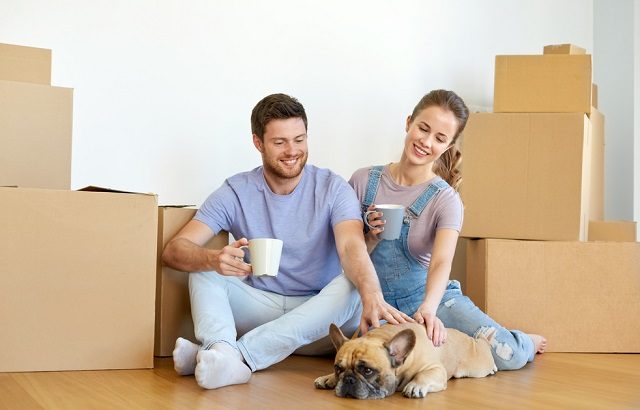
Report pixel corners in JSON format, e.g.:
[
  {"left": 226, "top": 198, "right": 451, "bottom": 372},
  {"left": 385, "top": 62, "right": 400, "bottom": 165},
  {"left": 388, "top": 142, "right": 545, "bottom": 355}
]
[
  {"left": 466, "top": 239, "right": 640, "bottom": 352},
  {"left": 155, "top": 207, "right": 229, "bottom": 356},
  {"left": 0, "top": 43, "right": 51, "bottom": 84},
  {"left": 0, "top": 80, "right": 73, "bottom": 189},
  {"left": 0, "top": 187, "right": 158, "bottom": 372},
  {"left": 494, "top": 54, "right": 592, "bottom": 114},
  {"left": 460, "top": 112, "right": 597, "bottom": 241}
]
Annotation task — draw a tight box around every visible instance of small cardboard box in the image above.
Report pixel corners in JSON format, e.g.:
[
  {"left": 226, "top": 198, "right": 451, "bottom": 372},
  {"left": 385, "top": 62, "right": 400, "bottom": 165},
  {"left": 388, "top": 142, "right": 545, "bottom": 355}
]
[
  {"left": 466, "top": 239, "right": 640, "bottom": 352},
  {"left": 460, "top": 112, "right": 598, "bottom": 241},
  {"left": 155, "top": 207, "right": 229, "bottom": 357},
  {"left": 0, "top": 43, "right": 51, "bottom": 84},
  {"left": 0, "top": 80, "right": 73, "bottom": 189},
  {"left": 494, "top": 54, "right": 592, "bottom": 115},
  {"left": 0, "top": 187, "right": 158, "bottom": 372},
  {"left": 589, "top": 220, "right": 638, "bottom": 242},
  {"left": 543, "top": 43, "right": 587, "bottom": 55}
]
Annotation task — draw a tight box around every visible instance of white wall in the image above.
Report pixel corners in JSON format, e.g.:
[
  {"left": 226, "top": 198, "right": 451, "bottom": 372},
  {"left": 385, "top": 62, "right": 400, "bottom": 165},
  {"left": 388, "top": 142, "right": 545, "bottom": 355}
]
[
  {"left": 635, "top": 0, "right": 640, "bottom": 237},
  {"left": 594, "top": 0, "right": 636, "bottom": 221},
  {"left": 1, "top": 0, "right": 594, "bottom": 206}
]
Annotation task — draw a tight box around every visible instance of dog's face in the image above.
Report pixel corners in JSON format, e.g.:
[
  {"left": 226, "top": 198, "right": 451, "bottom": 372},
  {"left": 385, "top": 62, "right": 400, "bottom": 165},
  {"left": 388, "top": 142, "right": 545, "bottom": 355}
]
[{"left": 328, "top": 324, "right": 416, "bottom": 399}]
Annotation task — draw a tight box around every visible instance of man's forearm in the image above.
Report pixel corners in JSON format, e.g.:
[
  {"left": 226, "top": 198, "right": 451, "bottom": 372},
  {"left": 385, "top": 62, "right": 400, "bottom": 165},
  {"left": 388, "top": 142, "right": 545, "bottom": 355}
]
[{"left": 161, "top": 237, "right": 219, "bottom": 272}]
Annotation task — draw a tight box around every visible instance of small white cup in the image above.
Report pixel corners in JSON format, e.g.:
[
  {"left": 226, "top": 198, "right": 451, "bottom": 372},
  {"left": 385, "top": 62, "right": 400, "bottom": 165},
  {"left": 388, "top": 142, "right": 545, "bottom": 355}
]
[
  {"left": 364, "top": 204, "right": 405, "bottom": 240},
  {"left": 241, "top": 238, "right": 283, "bottom": 277}
]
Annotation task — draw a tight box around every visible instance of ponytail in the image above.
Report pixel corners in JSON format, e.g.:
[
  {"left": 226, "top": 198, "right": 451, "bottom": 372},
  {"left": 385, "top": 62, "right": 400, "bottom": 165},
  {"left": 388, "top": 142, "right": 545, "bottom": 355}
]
[{"left": 433, "top": 145, "right": 462, "bottom": 191}]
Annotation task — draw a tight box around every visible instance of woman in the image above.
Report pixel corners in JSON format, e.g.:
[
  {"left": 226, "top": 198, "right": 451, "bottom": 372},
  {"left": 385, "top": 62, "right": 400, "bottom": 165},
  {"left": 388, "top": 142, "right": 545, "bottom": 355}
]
[{"left": 348, "top": 89, "right": 546, "bottom": 370}]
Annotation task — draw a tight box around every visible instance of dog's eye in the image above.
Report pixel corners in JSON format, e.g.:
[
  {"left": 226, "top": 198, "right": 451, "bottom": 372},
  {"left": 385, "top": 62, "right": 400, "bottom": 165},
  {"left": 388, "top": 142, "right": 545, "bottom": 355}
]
[
  {"left": 334, "top": 364, "right": 343, "bottom": 374},
  {"left": 362, "top": 367, "right": 374, "bottom": 376}
]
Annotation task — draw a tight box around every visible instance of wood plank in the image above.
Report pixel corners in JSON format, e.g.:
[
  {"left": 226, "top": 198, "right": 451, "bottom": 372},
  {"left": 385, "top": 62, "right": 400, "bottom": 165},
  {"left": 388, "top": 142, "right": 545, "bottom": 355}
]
[{"left": 1, "top": 353, "right": 638, "bottom": 409}]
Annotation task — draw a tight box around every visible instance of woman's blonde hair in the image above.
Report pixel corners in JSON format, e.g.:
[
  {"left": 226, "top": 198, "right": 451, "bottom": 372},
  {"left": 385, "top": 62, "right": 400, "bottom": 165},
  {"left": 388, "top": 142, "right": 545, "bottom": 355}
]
[{"left": 409, "top": 89, "right": 469, "bottom": 191}]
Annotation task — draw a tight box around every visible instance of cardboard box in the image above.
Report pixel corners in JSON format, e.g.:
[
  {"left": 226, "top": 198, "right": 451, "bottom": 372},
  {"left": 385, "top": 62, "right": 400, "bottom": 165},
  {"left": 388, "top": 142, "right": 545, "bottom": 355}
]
[
  {"left": 155, "top": 207, "right": 229, "bottom": 356},
  {"left": 543, "top": 43, "right": 587, "bottom": 55},
  {"left": 0, "top": 80, "right": 73, "bottom": 189},
  {"left": 0, "top": 43, "right": 51, "bottom": 84},
  {"left": 466, "top": 239, "right": 640, "bottom": 352},
  {"left": 592, "top": 83, "right": 598, "bottom": 109},
  {"left": 589, "top": 220, "right": 638, "bottom": 242},
  {"left": 0, "top": 187, "right": 158, "bottom": 371},
  {"left": 494, "top": 54, "right": 592, "bottom": 114},
  {"left": 460, "top": 112, "right": 594, "bottom": 241}
]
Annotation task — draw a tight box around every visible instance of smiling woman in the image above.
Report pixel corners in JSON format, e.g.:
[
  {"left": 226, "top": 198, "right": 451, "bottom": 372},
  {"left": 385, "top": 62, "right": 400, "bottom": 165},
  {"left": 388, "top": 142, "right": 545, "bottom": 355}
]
[{"left": 349, "top": 89, "right": 547, "bottom": 373}]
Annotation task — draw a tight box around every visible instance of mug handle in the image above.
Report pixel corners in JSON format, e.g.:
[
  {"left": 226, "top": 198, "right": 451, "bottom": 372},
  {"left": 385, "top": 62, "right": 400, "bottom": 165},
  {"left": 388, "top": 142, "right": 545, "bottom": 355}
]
[
  {"left": 363, "top": 210, "right": 378, "bottom": 230},
  {"left": 238, "top": 245, "right": 251, "bottom": 266}
]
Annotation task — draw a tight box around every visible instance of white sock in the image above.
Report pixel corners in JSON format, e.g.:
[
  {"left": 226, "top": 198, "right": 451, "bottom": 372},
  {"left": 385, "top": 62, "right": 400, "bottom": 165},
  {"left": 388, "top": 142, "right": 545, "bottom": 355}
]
[
  {"left": 195, "top": 343, "right": 251, "bottom": 389},
  {"left": 173, "top": 337, "right": 199, "bottom": 376}
]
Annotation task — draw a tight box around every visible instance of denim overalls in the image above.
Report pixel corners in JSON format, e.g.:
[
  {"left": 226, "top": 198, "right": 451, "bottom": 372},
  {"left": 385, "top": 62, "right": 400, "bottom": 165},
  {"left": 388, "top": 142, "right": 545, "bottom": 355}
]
[{"left": 362, "top": 166, "right": 535, "bottom": 370}]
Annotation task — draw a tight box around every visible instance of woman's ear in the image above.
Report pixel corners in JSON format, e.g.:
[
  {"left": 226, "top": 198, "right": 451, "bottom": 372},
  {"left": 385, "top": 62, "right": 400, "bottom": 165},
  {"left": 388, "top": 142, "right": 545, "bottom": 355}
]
[{"left": 405, "top": 115, "right": 412, "bottom": 132}]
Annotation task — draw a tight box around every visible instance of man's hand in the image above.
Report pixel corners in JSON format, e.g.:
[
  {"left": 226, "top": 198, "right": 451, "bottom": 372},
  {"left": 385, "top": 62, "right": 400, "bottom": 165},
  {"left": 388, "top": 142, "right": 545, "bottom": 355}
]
[
  {"left": 413, "top": 307, "right": 447, "bottom": 347},
  {"left": 214, "top": 238, "right": 252, "bottom": 277},
  {"left": 359, "top": 292, "right": 414, "bottom": 335}
]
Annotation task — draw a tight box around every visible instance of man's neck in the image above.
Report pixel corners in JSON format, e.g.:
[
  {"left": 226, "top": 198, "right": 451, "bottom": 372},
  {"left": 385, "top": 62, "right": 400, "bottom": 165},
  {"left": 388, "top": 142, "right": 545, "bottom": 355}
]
[{"left": 263, "top": 169, "right": 304, "bottom": 195}]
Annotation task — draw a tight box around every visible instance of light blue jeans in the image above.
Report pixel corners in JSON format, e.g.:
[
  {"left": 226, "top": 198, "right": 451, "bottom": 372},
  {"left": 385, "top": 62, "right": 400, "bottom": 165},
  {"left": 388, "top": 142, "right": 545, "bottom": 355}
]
[{"left": 189, "top": 272, "right": 361, "bottom": 371}]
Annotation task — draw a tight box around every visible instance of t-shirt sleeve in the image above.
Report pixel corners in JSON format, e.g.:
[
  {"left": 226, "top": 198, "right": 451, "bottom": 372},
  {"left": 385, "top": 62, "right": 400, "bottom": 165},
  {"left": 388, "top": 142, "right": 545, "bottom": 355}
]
[
  {"left": 434, "top": 189, "right": 464, "bottom": 232},
  {"left": 331, "top": 177, "right": 364, "bottom": 227},
  {"left": 194, "top": 182, "right": 236, "bottom": 235}
]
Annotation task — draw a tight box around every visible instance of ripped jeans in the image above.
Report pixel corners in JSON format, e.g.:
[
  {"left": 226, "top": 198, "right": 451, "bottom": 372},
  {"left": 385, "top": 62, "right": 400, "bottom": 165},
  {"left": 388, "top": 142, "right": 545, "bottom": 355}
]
[{"left": 436, "top": 280, "right": 535, "bottom": 370}]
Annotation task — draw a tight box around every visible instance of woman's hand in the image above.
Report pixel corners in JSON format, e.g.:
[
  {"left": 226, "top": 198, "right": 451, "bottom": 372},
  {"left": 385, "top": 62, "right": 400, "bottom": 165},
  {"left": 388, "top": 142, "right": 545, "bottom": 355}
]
[
  {"left": 364, "top": 204, "right": 384, "bottom": 252},
  {"left": 413, "top": 307, "right": 447, "bottom": 347}
]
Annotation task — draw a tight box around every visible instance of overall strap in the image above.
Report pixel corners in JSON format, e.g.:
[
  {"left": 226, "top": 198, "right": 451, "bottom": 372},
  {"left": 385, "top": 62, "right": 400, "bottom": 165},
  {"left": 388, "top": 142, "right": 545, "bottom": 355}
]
[
  {"left": 362, "top": 165, "right": 384, "bottom": 211},
  {"left": 406, "top": 179, "right": 449, "bottom": 219}
]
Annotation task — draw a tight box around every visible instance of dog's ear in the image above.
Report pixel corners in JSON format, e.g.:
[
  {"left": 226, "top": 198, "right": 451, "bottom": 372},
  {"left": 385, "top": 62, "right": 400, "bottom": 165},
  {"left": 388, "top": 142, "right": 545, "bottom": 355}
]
[
  {"left": 385, "top": 329, "right": 416, "bottom": 367},
  {"left": 329, "top": 323, "right": 348, "bottom": 351}
]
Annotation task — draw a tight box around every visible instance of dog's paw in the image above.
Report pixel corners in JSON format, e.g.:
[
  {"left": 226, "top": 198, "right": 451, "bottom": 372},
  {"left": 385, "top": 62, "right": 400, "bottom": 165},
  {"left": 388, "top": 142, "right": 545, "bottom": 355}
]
[
  {"left": 314, "top": 374, "right": 336, "bottom": 390},
  {"left": 402, "top": 382, "right": 429, "bottom": 398}
]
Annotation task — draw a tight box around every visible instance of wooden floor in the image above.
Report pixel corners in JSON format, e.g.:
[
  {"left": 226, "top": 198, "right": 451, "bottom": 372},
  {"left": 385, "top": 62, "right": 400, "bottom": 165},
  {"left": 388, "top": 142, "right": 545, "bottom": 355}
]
[{"left": 1, "top": 353, "right": 639, "bottom": 409}]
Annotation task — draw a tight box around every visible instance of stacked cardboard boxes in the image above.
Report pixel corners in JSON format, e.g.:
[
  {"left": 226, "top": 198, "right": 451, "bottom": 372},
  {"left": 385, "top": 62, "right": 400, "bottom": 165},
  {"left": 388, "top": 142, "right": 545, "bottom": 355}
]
[
  {"left": 0, "top": 43, "right": 72, "bottom": 189},
  {"left": 0, "top": 44, "right": 160, "bottom": 371},
  {"left": 460, "top": 44, "right": 640, "bottom": 353}
]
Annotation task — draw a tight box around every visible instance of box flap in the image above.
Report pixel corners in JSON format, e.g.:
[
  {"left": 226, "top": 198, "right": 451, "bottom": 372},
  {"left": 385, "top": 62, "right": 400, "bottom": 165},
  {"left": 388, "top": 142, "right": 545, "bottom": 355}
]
[{"left": 78, "top": 186, "right": 156, "bottom": 197}]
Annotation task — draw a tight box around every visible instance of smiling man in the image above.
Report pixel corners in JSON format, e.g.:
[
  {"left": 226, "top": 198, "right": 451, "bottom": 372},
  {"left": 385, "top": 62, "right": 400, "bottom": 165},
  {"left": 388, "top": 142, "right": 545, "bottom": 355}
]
[{"left": 161, "top": 93, "right": 412, "bottom": 390}]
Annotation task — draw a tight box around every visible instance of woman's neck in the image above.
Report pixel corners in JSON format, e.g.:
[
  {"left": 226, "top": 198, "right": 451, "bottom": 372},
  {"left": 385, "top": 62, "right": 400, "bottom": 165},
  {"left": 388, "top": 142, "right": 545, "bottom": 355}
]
[{"left": 389, "top": 159, "right": 436, "bottom": 187}]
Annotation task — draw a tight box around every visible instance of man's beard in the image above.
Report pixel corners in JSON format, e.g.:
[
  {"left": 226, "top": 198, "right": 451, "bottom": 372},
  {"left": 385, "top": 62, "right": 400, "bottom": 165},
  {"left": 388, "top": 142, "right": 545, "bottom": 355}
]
[{"left": 263, "top": 152, "right": 308, "bottom": 179}]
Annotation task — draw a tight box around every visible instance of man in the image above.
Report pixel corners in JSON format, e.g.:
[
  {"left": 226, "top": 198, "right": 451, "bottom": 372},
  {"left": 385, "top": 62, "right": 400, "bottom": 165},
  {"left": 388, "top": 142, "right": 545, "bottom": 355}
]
[{"left": 162, "top": 93, "right": 411, "bottom": 390}]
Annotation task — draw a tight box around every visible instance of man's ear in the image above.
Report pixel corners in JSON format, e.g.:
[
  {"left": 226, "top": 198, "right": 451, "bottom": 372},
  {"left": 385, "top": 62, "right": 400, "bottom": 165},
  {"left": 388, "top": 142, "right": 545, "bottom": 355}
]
[
  {"left": 329, "top": 323, "right": 349, "bottom": 351},
  {"left": 252, "top": 134, "right": 264, "bottom": 152},
  {"left": 385, "top": 329, "right": 416, "bottom": 367}
]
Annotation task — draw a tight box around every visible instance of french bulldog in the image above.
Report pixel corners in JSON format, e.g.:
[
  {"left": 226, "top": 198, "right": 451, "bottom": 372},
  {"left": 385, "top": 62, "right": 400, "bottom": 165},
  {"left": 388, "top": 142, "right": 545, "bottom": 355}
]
[{"left": 314, "top": 323, "right": 497, "bottom": 399}]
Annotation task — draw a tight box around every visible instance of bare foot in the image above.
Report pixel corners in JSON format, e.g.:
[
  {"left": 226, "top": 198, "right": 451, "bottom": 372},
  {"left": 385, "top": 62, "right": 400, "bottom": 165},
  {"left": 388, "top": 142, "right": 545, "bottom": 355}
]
[{"left": 528, "top": 334, "right": 547, "bottom": 354}]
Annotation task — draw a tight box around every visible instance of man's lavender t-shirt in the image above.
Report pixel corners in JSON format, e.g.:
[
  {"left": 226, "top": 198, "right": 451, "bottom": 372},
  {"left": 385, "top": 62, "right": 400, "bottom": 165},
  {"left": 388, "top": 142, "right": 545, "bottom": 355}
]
[
  {"left": 349, "top": 165, "right": 463, "bottom": 269},
  {"left": 195, "top": 164, "right": 362, "bottom": 296}
]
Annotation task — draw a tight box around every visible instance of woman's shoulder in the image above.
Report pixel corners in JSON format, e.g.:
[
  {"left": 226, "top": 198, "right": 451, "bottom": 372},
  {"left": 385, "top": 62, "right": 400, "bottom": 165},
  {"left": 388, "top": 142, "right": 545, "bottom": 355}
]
[{"left": 348, "top": 165, "right": 379, "bottom": 186}]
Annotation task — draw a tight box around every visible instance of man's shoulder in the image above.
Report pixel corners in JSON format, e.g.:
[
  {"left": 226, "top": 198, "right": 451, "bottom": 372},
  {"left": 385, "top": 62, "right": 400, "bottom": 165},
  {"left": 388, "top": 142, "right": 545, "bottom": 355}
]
[
  {"left": 226, "top": 166, "right": 263, "bottom": 188},
  {"left": 304, "top": 164, "right": 347, "bottom": 186}
]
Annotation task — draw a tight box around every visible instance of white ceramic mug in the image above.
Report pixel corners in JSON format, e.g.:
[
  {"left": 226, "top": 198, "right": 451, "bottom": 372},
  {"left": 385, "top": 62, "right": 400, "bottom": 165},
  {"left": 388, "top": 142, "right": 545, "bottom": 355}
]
[
  {"left": 363, "top": 204, "right": 405, "bottom": 240},
  {"left": 241, "top": 238, "right": 283, "bottom": 277}
]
